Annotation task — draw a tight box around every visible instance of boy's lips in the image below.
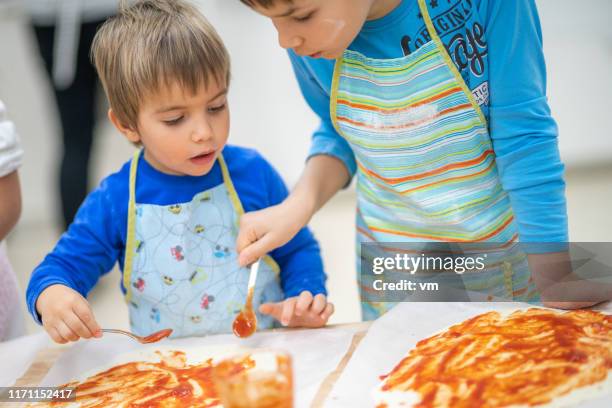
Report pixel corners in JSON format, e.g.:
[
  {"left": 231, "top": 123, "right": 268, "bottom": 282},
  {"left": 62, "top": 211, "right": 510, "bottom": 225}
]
[
  {"left": 295, "top": 48, "right": 323, "bottom": 58},
  {"left": 190, "top": 150, "right": 216, "bottom": 166}
]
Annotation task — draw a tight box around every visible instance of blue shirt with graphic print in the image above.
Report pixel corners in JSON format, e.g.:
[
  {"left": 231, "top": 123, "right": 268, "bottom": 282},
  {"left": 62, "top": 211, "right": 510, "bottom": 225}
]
[
  {"left": 291, "top": 0, "right": 567, "bottom": 243},
  {"left": 26, "top": 145, "right": 327, "bottom": 324}
]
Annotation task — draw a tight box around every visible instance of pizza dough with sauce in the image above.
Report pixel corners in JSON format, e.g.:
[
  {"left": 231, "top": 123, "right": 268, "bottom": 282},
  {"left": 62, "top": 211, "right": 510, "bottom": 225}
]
[
  {"left": 27, "top": 346, "right": 252, "bottom": 408},
  {"left": 375, "top": 308, "right": 612, "bottom": 408}
]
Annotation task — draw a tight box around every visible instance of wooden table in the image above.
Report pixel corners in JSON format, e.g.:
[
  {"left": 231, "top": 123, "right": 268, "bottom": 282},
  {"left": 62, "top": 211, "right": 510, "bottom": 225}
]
[{"left": 3, "top": 322, "right": 371, "bottom": 408}]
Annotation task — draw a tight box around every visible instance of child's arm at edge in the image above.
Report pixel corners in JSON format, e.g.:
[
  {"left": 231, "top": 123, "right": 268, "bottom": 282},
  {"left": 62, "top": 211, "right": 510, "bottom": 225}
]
[
  {"left": 486, "top": 0, "right": 610, "bottom": 307},
  {"left": 487, "top": 0, "right": 566, "bottom": 243}
]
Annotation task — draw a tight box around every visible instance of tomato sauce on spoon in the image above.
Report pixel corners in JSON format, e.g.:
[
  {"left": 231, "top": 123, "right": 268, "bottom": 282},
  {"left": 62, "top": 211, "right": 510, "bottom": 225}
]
[
  {"left": 233, "top": 287, "right": 257, "bottom": 338},
  {"left": 141, "top": 328, "right": 173, "bottom": 343}
]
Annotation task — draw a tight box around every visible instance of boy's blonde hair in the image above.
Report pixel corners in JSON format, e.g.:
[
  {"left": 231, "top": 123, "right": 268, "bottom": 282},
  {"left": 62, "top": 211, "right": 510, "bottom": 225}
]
[{"left": 91, "top": 0, "right": 230, "bottom": 129}]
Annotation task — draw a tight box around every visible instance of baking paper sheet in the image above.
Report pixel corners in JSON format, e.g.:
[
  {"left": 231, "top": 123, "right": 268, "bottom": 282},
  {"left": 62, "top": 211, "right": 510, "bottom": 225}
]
[
  {"left": 327, "top": 302, "right": 612, "bottom": 407},
  {"left": 39, "top": 326, "right": 356, "bottom": 408},
  {"left": 0, "top": 332, "right": 50, "bottom": 387}
]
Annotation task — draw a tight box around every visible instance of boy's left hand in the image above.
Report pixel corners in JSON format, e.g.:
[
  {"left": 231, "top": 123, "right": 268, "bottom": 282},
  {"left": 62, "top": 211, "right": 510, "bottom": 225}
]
[{"left": 259, "top": 291, "right": 334, "bottom": 328}]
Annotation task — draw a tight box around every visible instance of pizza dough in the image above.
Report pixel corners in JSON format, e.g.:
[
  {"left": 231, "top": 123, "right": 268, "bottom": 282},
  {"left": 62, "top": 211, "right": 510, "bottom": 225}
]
[
  {"left": 375, "top": 308, "right": 612, "bottom": 408},
  {"left": 28, "top": 348, "right": 290, "bottom": 407}
]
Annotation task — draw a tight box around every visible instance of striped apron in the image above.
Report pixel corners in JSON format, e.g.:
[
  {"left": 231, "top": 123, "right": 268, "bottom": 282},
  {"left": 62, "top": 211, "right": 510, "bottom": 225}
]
[{"left": 330, "top": 0, "right": 537, "bottom": 320}]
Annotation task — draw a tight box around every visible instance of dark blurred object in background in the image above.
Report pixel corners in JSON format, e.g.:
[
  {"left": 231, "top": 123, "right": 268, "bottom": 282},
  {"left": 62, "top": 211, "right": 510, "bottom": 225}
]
[{"left": 24, "top": 0, "right": 116, "bottom": 227}]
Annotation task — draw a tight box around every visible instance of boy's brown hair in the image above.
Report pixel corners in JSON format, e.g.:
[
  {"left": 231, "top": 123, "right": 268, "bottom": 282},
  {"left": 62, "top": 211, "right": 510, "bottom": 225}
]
[
  {"left": 91, "top": 0, "right": 230, "bottom": 129},
  {"left": 240, "top": 0, "right": 292, "bottom": 8}
]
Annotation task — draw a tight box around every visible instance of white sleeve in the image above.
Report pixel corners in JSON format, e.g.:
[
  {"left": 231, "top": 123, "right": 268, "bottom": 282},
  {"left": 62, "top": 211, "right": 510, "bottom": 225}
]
[{"left": 0, "top": 100, "right": 23, "bottom": 177}]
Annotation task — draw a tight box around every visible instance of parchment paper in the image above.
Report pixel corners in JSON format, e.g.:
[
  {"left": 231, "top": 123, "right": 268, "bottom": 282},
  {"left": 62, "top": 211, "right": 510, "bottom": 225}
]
[{"left": 0, "top": 332, "right": 50, "bottom": 386}]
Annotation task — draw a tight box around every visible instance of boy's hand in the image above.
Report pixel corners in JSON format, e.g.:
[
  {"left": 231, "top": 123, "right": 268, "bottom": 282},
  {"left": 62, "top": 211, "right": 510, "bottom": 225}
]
[
  {"left": 528, "top": 252, "right": 611, "bottom": 309},
  {"left": 237, "top": 155, "right": 350, "bottom": 267},
  {"left": 259, "top": 291, "right": 334, "bottom": 328},
  {"left": 237, "top": 200, "right": 310, "bottom": 267},
  {"left": 36, "top": 284, "right": 102, "bottom": 344},
  {"left": 542, "top": 301, "right": 600, "bottom": 310}
]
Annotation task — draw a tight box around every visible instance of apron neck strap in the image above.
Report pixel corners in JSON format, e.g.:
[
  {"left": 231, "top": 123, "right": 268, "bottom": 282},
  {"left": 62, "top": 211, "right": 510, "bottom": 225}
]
[
  {"left": 217, "top": 153, "right": 245, "bottom": 216},
  {"left": 416, "top": 0, "right": 487, "bottom": 126},
  {"left": 124, "top": 149, "right": 142, "bottom": 302}
]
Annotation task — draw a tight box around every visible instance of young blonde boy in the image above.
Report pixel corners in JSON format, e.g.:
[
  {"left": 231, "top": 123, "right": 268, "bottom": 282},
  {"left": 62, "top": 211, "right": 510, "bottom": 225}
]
[{"left": 27, "top": 0, "right": 333, "bottom": 344}]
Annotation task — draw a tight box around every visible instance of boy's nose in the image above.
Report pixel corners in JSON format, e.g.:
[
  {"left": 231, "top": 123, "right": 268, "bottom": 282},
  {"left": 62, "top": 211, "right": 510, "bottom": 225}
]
[
  {"left": 277, "top": 30, "right": 303, "bottom": 50},
  {"left": 191, "top": 121, "right": 213, "bottom": 143},
  {"left": 278, "top": 35, "right": 304, "bottom": 49}
]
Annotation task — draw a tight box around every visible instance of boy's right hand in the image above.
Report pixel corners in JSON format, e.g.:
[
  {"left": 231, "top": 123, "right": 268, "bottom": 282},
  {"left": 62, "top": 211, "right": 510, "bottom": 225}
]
[
  {"left": 36, "top": 284, "right": 102, "bottom": 344},
  {"left": 237, "top": 200, "right": 310, "bottom": 267},
  {"left": 236, "top": 155, "right": 350, "bottom": 266}
]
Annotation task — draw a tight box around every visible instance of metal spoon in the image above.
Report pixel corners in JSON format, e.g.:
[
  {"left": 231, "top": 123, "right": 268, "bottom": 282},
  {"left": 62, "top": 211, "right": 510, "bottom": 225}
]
[{"left": 101, "top": 328, "right": 173, "bottom": 344}]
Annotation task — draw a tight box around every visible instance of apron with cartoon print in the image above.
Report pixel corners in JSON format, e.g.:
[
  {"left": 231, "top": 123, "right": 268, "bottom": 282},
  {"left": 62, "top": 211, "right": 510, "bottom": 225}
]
[
  {"left": 122, "top": 150, "right": 283, "bottom": 337},
  {"left": 330, "top": 0, "right": 538, "bottom": 320}
]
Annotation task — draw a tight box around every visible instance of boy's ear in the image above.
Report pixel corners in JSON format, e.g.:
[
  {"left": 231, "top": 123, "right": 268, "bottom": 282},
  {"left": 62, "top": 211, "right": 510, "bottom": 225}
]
[{"left": 108, "top": 109, "right": 140, "bottom": 144}]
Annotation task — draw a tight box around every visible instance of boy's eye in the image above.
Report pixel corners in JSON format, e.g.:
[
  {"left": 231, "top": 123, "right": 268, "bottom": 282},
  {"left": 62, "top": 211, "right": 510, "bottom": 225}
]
[
  {"left": 163, "top": 116, "right": 183, "bottom": 126},
  {"left": 208, "top": 104, "right": 226, "bottom": 113},
  {"left": 294, "top": 11, "right": 314, "bottom": 22}
]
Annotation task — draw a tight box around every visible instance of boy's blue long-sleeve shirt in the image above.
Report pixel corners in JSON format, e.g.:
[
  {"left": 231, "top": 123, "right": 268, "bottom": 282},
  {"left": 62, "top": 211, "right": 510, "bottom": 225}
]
[
  {"left": 26, "top": 145, "right": 326, "bottom": 323},
  {"left": 291, "top": 0, "right": 567, "bottom": 243}
]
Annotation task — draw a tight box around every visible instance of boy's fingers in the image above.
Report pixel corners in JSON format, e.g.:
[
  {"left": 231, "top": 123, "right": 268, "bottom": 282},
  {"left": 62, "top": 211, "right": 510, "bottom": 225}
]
[
  {"left": 48, "top": 326, "right": 67, "bottom": 344},
  {"left": 258, "top": 303, "right": 271, "bottom": 314},
  {"left": 238, "top": 234, "right": 274, "bottom": 267},
  {"left": 280, "top": 298, "right": 297, "bottom": 326},
  {"left": 57, "top": 320, "right": 79, "bottom": 342},
  {"left": 295, "top": 291, "right": 313, "bottom": 316},
  {"left": 321, "top": 302, "right": 335, "bottom": 321},
  {"left": 259, "top": 302, "right": 281, "bottom": 319},
  {"left": 311, "top": 294, "right": 327, "bottom": 315},
  {"left": 542, "top": 301, "right": 598, "bottom": 310},
  {"left": 236, "top": 218, "right": 260, "bottom": 255},
  {"left": 73, "top": 302, "right": 101, "bottom": 337},
  {"left": 64, "top": 313, "right": 92, "bottom": 339}
]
